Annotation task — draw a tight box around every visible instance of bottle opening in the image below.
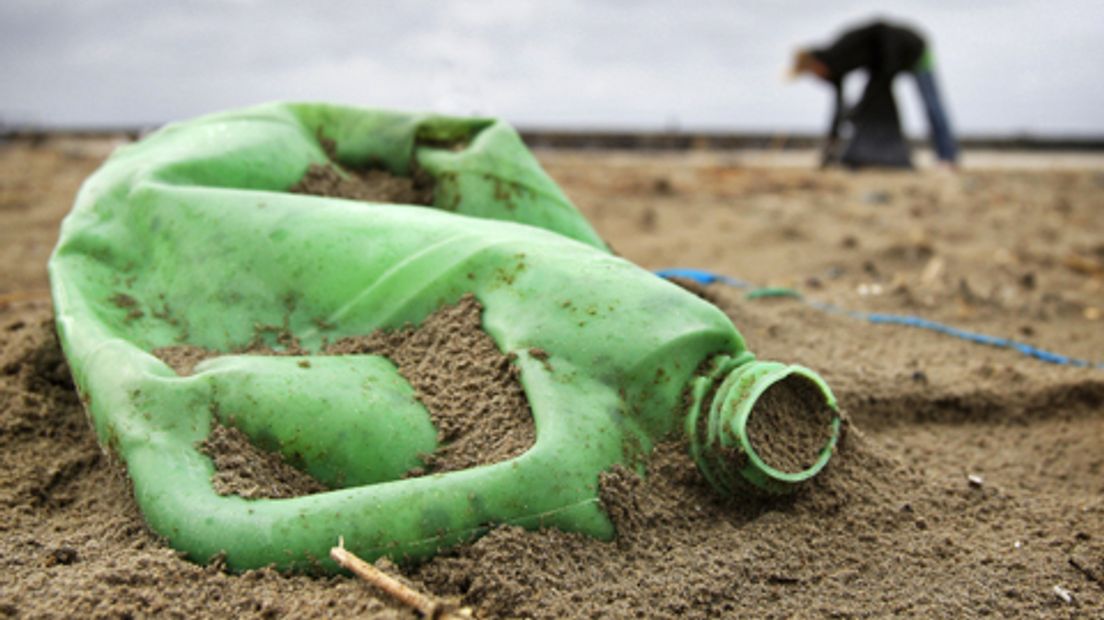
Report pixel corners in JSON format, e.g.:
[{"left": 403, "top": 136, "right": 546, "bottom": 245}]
[
  {"left": 686, "top": 357, "right": 840, "bottom": 495},
  {"left": 744, "top": 374, "right": 836, "bottom": 475}
]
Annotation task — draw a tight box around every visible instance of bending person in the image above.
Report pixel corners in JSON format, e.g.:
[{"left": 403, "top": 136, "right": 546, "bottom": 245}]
[{"left": 792, "top": 20, "right": 959, "bottom": 169}]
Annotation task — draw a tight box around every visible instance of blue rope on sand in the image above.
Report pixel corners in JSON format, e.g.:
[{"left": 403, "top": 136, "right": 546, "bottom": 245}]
[
  {"left": 656, "top": 268, "right": 1103, "bottom": 370},
  {"left": 655, "top": 267, "right": 753, "bottom": 289}
]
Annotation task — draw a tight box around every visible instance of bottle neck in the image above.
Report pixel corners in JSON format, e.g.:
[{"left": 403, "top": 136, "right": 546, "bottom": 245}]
[{"left": 685, "top": 354, "right": 841, "bottom": 495}]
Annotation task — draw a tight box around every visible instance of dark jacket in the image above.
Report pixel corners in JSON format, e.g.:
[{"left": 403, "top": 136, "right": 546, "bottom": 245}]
[
  {"left": 812, "top": 21, "right": 926, "bottom": 168},
  {"left": 812, "top": 21, "right": 925, "bottom": 84}
]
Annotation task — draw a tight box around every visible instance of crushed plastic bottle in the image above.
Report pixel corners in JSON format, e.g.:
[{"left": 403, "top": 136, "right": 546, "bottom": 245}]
[{"left": 49, "top": 102, "right": 840, "bottom": 572}]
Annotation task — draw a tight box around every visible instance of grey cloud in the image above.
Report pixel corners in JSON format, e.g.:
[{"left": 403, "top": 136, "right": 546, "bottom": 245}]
[{"left": 1, "top": 0, "right": 1101, "bottom": 134}]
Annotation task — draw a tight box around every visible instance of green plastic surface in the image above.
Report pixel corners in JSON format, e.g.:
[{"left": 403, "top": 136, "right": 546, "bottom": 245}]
[{"left": 49, "top": 102, "right": 840, "bottom": 572}]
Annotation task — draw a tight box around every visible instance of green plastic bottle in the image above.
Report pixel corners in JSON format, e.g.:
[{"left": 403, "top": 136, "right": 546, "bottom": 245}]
[{"left": 49, "top": 102, "right": 840, "bottom": 572}]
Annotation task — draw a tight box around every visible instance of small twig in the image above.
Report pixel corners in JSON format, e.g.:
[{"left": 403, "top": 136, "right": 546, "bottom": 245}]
[
  {"left": 330, "top": 537, "right": 472, "bottom": 619},
  {"left": 1070, "top": 556, "right": 1104, "bottom": 590}
]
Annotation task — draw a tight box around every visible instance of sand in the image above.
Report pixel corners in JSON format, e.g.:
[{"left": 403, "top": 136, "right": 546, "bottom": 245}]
[
  {"left": 154, "top": 293, "right": 534, "bottom": 492},
  {"left": 198, "top": 423, "right": 330, "bottom": 499},
  {"left": 324, "top": 294, "right": 534, "bottom": 476},
  {"left": 290, "top": 163, "right": 435, "bottom": 206},
  {"left": 1, "top": 136, "right": 1102, "bottom": 618},
  {"left": 744, "top": 374, "right": 836, "bottom": 473}
]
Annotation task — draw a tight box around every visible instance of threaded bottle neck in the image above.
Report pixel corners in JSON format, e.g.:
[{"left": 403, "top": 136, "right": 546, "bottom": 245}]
[{"left": 685, "top": 355, "right": 841, "bottom": 495}]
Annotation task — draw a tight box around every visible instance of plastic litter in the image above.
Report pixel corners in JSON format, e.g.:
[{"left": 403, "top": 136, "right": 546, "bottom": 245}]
[{"left": 49, "top": 102, "right": 840, "bottom": 571}]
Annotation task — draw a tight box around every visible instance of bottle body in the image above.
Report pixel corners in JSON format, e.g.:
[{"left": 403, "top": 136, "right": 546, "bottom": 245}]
[{"left": 49, "top": 102, "right": 838, "bottom": 571}]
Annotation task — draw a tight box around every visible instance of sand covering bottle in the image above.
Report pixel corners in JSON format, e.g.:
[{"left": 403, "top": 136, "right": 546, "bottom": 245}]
[{"left": 48, "top": 102, "right": 841, "bottom": 572}]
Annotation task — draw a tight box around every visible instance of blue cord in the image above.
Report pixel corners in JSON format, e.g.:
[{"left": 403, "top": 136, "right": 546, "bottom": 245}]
[
  {"left": 655, "top": 268, "right": 752, "bottom": 289},
  {"left": 658, "top": 268, "right": 1103, "bottom": 370}
]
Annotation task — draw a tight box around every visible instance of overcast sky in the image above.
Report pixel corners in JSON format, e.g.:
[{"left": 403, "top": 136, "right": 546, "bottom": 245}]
[{"left": 1, "top": 0, "right": 1101, "bottom": 136}]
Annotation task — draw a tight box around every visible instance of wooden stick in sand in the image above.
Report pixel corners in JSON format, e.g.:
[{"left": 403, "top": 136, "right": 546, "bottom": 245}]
[{"left": 330, "top": 537, "right": 472, "bottom": 619}]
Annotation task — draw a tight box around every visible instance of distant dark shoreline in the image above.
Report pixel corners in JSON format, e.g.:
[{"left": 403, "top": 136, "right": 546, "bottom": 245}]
[
  {"left": 519, "top": 130, "right": 1104, "bottom": 152},
  {"left": 3, "top": 126, "right": 1103, "bottom": 152}
]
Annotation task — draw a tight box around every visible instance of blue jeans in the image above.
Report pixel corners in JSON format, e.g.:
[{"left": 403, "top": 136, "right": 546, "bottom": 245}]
[{"left": 913, "top": 68, "right": 958, "bottom": 163}]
